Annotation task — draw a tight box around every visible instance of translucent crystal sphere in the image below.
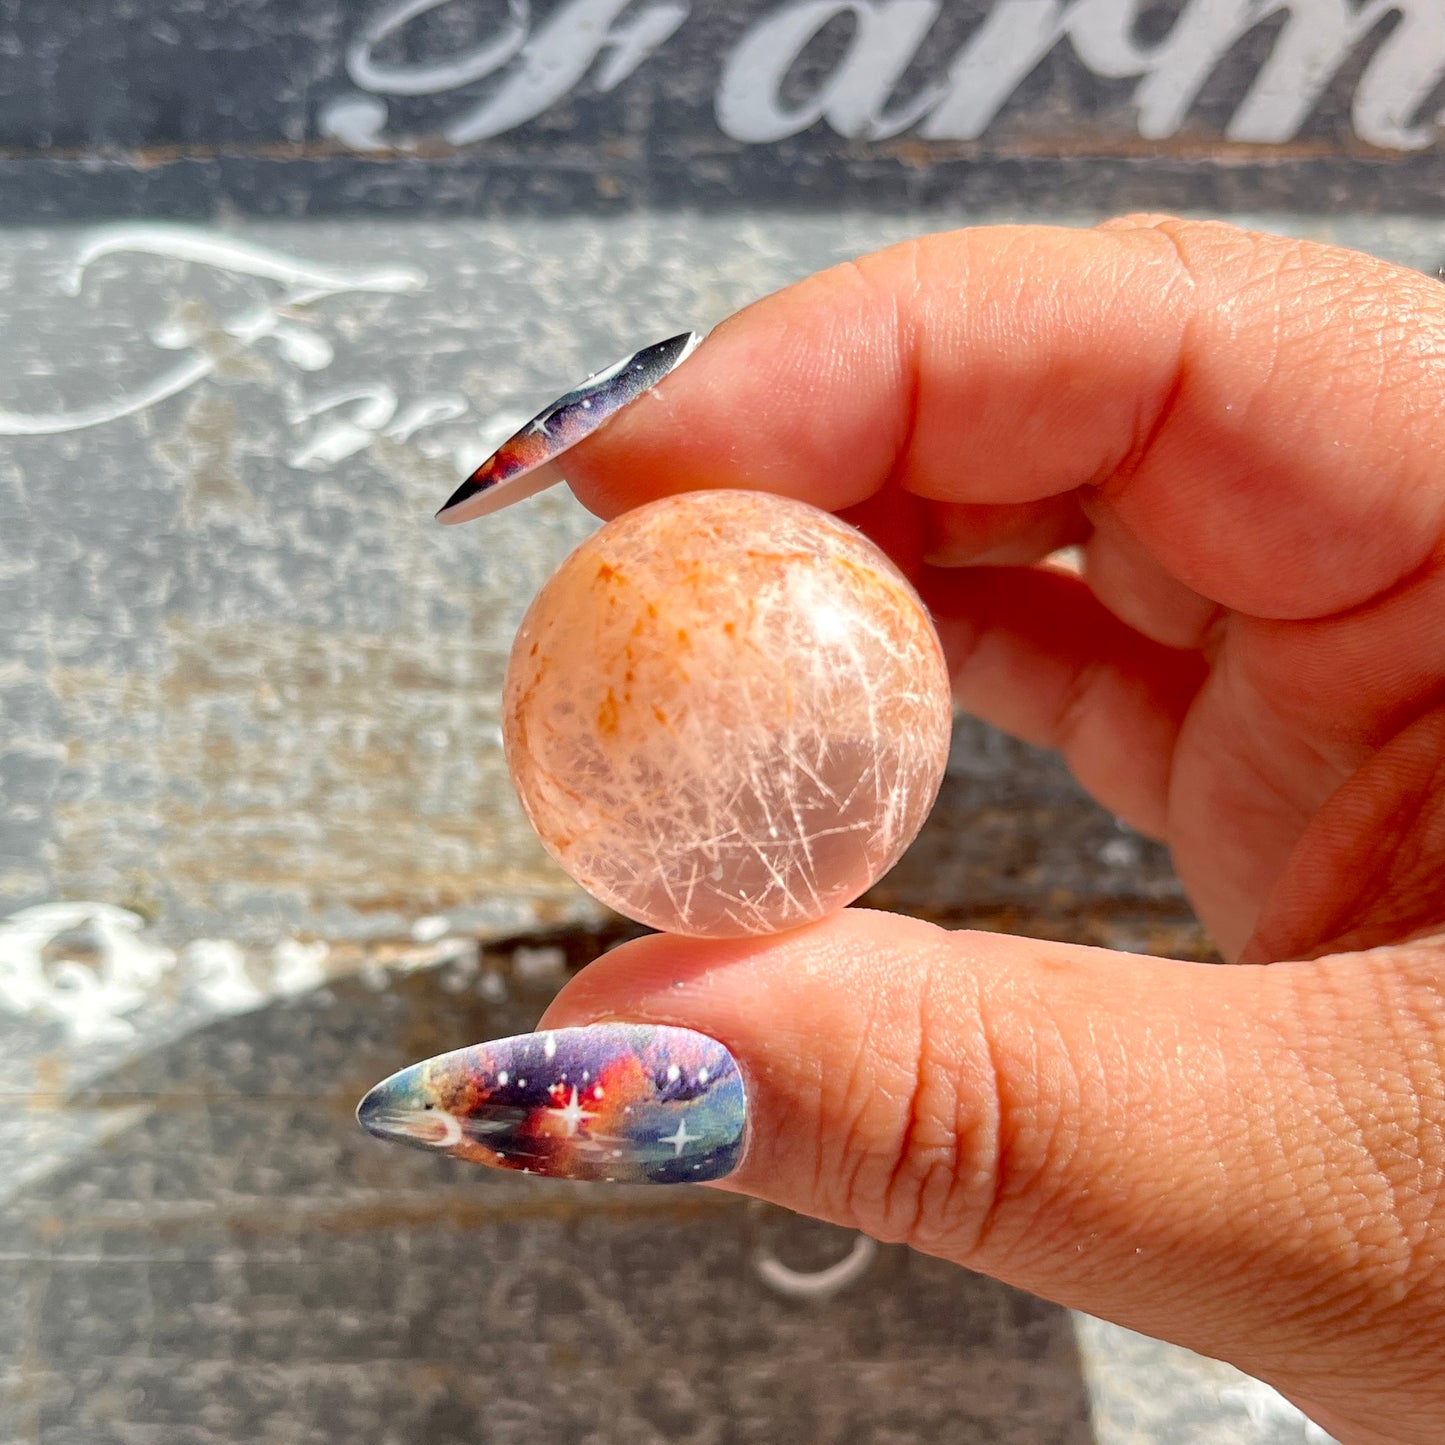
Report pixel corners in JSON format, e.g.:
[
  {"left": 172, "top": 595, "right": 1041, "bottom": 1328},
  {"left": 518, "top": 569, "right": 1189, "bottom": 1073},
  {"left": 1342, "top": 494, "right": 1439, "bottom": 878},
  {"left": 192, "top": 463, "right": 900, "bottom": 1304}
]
[{"left": 503, "top": 490, "right": 953, "bottom": 937}]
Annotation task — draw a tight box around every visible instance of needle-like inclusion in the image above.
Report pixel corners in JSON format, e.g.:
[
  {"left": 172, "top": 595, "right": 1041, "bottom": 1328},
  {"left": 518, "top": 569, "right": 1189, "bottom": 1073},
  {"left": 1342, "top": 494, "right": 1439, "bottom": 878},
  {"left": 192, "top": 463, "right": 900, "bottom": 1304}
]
[
  {"left": 502, "top": 489, "right": 955, "bottom": 938},
  {"left": 436, "top": 332, "right": 699, "bottom": 523}
]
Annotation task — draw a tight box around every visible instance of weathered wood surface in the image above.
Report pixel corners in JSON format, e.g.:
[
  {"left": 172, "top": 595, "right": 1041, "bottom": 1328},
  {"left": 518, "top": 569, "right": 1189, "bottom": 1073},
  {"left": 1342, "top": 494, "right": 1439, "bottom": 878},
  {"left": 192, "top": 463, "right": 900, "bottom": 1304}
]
[
  {"left": 8, "top": 4, "right": 1439, "bottom": 1425},
  {"left": 1, "top": 1, "right": 1444, "bottom": 218},
  {"left": 2, "top": 203, "right": 1413, "bottom": 1443}
]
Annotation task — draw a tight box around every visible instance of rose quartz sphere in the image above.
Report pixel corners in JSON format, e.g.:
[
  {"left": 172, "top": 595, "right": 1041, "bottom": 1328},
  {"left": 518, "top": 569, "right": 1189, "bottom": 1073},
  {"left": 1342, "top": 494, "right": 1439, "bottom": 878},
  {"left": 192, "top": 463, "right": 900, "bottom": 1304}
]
[{"left": 503, "top": 489, "right": 953, "bottom": 937}]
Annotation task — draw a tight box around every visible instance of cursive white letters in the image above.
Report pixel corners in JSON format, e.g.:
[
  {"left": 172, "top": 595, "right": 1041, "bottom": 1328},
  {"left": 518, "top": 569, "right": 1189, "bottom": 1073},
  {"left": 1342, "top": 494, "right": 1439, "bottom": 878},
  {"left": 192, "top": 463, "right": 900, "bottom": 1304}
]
[
  {"left": 445, "top": 0, "right": 688, "bottom": 143},
  {"left": 324, "top": 0, "right": 688, "bottom": 147},
  {"left": 346, "top": 0, "right": 532, "bottom": 96},
  {"left": 0, "top": 225, "right": 428, "bottom": 442},
  {"left": 1228, "top": 0, "right": 1445, "bottom": 149},
  {"left": 717, "top": 1, "right": 947, "bottom": 143},
  {"left": 328, "top": 0, "right": 1445, "bottom": 154}
]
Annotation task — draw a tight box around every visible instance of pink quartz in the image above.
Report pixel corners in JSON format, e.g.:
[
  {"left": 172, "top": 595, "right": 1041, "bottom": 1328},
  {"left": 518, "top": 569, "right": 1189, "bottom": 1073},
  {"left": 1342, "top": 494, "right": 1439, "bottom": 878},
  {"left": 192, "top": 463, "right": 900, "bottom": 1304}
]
[{"left": 503, "top": 490, "right": 954, "bottom": 937}]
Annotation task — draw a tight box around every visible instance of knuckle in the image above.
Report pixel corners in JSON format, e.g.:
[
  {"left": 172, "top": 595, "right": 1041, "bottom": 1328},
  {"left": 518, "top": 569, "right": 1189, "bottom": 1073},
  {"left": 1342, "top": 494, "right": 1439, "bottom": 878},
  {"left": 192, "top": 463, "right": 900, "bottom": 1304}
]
[{"left": 822, "top": 934, "right": 1069, "bottom": 1263}]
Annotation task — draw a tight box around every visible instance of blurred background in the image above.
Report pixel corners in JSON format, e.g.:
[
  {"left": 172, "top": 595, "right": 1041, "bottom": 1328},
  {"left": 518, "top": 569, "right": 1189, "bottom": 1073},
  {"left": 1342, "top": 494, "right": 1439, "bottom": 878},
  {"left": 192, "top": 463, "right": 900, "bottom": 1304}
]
[{"left": 2, "top": 3, "right": 1441, "bottom": 1441}]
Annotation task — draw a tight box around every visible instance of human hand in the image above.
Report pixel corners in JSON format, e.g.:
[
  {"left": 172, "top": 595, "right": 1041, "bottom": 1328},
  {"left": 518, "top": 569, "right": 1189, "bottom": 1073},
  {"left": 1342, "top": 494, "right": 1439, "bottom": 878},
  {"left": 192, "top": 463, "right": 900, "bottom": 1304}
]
[
  {"left": 533, "top": 219, "right": 1445, "bottom": 1443},
  {"left": 367, "top": 219, "right": 1445, "bottom": 1442}
]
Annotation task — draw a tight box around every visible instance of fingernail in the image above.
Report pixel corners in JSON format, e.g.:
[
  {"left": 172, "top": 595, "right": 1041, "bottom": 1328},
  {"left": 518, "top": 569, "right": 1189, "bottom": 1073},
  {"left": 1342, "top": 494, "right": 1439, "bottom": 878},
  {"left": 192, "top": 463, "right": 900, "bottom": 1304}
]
[
  {"left": 357, "top": 1023, "right": 745, "bottom": 1184},
  {"left": 436, "top": 331, "right": 700, "bottom": 524}
]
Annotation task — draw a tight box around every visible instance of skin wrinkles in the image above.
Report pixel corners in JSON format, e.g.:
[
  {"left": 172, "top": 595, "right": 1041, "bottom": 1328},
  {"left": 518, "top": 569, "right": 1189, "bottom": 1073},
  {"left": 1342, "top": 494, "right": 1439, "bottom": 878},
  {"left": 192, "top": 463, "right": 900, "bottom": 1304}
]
[
  {"left": 1233, "top": 548, "right": 1445, "bottom": 755},
  {"left": 1090, "top": 220, "right": 1199, "bottom": 502},
  {"left": 875, "top": 947, "right": 943, "bottom": 1247},
  {"left": 854, "top": 241, "right": 926, "bottom": 509},
  {"left": 1250, "top": 708, "right": 1445, "bottom": 961},
  {"left": 829, "top": 1006, "right": 890, "bottom": 1227},
  {"left": 1259, "top": 959, "right": 1443, "bottom": 1355},
  {"left": 1081, "top": 503, "right": 1222, "bottom": 651},
  {"left": 1091, "top": 224, "right": 1445, "bottom": 620},
  {"left": 969, "top": 986, "right": 1090, "bottom": 1276},
  {"left": 1305, "top": 958, "right": 1445, "bottom": 1284},
  {"left": 526, "top": 221, "right": 1445, "bottom": 1440},
  {"left": 901, "top": 947, "right": 1016, "bottom": 1258},
  {"left": 832, "top": 935, "right": 949, "bottom": 1239}
]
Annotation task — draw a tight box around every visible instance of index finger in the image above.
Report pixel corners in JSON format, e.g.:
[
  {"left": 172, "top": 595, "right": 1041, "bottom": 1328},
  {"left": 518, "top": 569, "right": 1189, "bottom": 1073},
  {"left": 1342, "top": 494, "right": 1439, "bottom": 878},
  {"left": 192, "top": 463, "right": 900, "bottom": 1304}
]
[{"left": 560, "top": 219, "right": 1445, "bottom": 621}]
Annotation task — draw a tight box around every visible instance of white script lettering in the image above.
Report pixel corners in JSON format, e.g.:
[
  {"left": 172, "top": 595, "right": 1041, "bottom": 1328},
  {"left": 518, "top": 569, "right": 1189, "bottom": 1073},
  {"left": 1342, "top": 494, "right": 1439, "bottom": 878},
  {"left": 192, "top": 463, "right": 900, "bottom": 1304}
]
[
  {"left": 716, "top": 1, "right": 946, "bottom": 143},
  {"left": 725, "top": 0, "right": 1445, "bottom": 149},
  {"left": 320, "top": 0, "right": 688, "bottom": 147},
  {"left": 327, "top": 0, "right": 1445, "bottom": 154}
]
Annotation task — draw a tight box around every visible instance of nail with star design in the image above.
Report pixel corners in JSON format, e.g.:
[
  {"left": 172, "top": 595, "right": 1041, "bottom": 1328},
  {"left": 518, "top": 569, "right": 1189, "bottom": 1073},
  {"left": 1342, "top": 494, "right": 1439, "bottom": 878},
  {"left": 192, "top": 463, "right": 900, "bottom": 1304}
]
[
  {"left": 356, "top": 1023, "right": 746, "bottom": 1184},
  {"left": 436, "top": 331, "right": 701, "bottom": 524}
]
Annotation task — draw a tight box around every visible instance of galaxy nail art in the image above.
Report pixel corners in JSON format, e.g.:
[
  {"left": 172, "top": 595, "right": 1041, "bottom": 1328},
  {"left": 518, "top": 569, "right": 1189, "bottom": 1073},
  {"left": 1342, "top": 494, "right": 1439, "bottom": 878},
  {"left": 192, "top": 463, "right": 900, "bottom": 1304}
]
[
  {"left": 356, "top": 1023, "right": 745, "bottom": 1184},
  {"left": 436, "top": 332, "right": 700, "bottom": 524}
]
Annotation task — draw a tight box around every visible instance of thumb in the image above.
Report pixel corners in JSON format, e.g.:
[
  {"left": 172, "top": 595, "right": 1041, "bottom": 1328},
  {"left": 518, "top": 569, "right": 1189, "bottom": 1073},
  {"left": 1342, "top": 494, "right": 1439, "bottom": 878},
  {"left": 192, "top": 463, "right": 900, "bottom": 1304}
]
[{"left": 537, "top": 911, "right": 1445, "bottom": 1444}]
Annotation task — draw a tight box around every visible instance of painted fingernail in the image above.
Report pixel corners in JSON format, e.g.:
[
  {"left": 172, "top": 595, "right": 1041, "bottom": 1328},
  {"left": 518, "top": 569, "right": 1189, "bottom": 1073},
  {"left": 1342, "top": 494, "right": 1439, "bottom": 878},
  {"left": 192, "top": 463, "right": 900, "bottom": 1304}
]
[
  {"left": 356, "top": 1023, "right": 745, "bottom": 1184},
  {"left": 436, "top": 331, "right": 700, "bottom": 524}
]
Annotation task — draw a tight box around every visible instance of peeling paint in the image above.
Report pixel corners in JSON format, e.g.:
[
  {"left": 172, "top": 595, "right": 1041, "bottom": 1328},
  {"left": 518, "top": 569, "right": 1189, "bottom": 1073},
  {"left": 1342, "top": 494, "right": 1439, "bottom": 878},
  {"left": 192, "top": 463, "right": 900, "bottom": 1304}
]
[
  {"left": 0, "top": 902, "right": 174, "bottom": 1041},
  {"left": 0, "top": 900, "right": 480, "bottom": 1042}
]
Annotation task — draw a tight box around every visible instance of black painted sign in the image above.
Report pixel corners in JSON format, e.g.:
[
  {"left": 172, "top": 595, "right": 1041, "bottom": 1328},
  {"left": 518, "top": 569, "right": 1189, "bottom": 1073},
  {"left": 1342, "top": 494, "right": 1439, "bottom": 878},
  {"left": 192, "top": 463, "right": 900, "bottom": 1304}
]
[{"left": 1, "top": 0, "right": 1442, "bottom": 216}]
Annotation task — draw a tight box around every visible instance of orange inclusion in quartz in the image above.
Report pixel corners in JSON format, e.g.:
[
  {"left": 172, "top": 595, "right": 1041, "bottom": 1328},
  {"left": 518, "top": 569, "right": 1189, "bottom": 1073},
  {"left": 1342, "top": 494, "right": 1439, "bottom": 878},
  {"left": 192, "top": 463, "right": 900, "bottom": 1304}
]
[{"left": 502, "top": 490, "right": 954, "bottom": 938}]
